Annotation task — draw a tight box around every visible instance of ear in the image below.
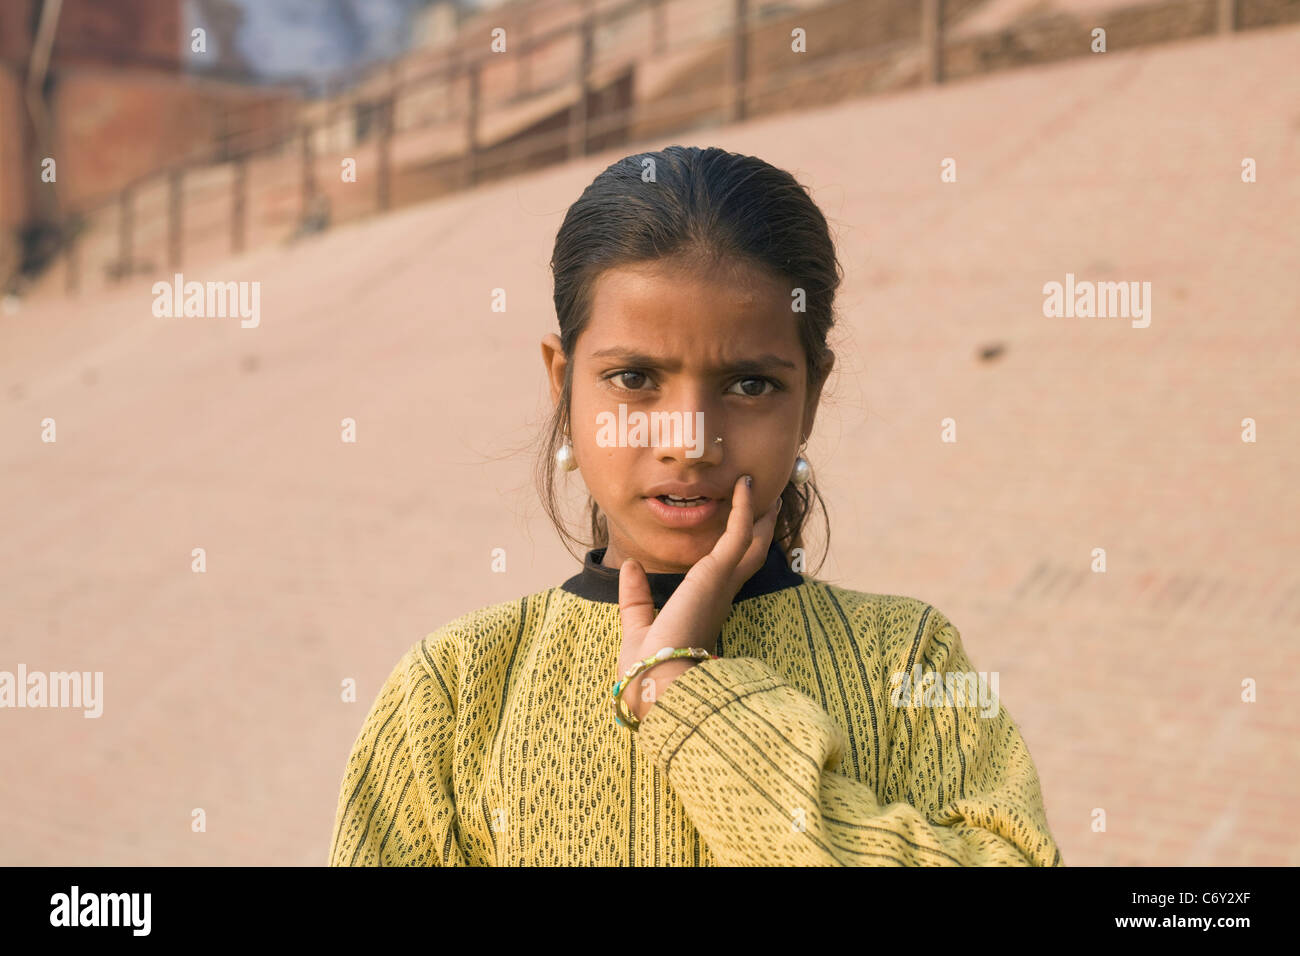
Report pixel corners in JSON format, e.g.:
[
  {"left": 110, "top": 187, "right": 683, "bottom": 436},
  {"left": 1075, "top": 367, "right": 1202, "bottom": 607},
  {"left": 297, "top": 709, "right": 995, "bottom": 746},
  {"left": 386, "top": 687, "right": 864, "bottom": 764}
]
[
  {"left": 802, "top": 350, "right": 835, "bottom": 440},
  {"left": 540, "top": 333, "right": 567, "bottom": 407}
]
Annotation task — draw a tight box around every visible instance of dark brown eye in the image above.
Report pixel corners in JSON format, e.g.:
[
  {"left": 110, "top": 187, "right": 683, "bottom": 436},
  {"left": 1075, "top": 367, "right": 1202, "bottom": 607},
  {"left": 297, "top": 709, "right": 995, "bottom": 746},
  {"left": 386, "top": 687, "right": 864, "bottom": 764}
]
[
  {"left": 616, "top": 371, "right": 648, "bottom": 389},
  {"left": 729, "top": 377, "right": 776, "bottom": 397}
]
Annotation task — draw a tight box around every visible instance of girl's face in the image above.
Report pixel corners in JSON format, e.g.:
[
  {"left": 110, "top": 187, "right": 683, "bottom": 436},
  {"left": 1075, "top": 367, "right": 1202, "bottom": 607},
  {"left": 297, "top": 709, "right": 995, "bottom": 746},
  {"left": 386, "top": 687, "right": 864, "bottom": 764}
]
[{"left": 542, "top": 258, "right": 829, "bottom": 574}]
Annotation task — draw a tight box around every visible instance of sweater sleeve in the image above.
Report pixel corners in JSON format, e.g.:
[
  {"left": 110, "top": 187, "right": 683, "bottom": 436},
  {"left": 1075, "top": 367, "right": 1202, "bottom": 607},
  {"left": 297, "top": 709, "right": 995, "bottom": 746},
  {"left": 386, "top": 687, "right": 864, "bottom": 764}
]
[
  {"left": 328, "top": 637, "right": 467, "bottom": 866},
  {"left": 633, "top": 606, "right": 1063, "bottom": 866}
]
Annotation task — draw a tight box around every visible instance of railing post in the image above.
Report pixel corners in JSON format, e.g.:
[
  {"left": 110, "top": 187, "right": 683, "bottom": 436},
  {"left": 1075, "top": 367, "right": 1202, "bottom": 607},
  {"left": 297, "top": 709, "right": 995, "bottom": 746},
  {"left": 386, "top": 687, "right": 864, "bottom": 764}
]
[
  {"left": 117, "top": 187, "right": 133, "bottom": 280},
  {"left": 167, "top": 168, "right": 184, "bottom": 270},
  {"left": 569, "top": 6, "right": 593, "bottom": 159},
  {"left": 64, "top": 227, "right": 79, "bottom": 294},
  {"left": 300, "top": 124, "right": 316, "bottom": 221},
  {"left": 922, "top": 0, "right": 944, "bottom": 85},
  {"left": 232, "top": 155, "right": 247, "bottom": 253},
  {"left": 326, "top": 77, "right": 341, "bottom": 154},
  {"left": 465, "top": 60, "right": 480, "bottom": 187},
  {"left": 731, "top": 0, "right": 749, "bottom": 123},
  {"left": 516, "top": 10, "right": 531, "bottom": 97},
  {"left": 1217, "top": 0, "right": 1236, "bottom": 33},
  {"left": 378, "top": 96, "right": 394, "bottom": 210}
]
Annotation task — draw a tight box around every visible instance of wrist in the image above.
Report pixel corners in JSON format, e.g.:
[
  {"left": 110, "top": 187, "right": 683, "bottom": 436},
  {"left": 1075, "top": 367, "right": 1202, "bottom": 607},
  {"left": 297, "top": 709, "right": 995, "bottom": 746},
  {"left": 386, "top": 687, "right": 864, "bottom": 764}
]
[{"left": 627, "top": 658, "right": 699, "bottom": 721}]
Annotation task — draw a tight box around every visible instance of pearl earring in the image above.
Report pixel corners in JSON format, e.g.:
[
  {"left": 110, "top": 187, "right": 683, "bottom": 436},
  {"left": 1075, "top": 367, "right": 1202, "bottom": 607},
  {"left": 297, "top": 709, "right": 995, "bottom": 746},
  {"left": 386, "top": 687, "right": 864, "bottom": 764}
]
[
  {"left": 556, "top": 440, "right": 578, "bottom": 472},
  {"left": 791, "top": 439, "right": 811, "bottom": 485},
  {"left": 791, "top": 455, "right": 812, "bottom": 486}
]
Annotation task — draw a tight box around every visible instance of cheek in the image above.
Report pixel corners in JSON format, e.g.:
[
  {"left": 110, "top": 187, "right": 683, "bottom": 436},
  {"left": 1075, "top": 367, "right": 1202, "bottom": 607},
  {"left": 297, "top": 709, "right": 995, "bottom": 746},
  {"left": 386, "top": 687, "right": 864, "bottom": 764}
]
[{"left": 575, "top": 442, "right": 627, "bottom": 494}]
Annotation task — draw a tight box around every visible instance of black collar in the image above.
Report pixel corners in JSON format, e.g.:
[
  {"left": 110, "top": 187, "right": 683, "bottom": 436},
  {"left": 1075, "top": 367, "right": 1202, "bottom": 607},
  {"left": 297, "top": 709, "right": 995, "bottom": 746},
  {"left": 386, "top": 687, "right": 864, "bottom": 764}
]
[{"left": 559, "top": 540, "right": 803, "bottom": 609}]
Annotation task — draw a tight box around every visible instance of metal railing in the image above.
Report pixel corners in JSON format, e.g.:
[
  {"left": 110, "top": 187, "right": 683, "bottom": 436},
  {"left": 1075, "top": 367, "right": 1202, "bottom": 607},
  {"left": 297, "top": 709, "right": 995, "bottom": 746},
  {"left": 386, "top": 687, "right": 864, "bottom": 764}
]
[{"left": 30, "top": 0, "right": 1294, "bottom": 297}]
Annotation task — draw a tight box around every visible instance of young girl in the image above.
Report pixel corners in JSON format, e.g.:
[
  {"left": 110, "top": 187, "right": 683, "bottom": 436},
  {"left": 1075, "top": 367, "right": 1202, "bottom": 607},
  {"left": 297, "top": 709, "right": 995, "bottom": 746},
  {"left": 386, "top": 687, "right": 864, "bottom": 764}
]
[{"left": 328, "top": 145, "right": 1064, "bottom": 867}]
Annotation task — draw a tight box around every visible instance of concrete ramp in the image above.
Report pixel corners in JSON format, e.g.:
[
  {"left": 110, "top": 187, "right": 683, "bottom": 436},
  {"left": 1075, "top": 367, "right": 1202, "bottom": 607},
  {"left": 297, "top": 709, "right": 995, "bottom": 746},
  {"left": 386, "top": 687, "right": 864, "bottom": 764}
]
[{"left": 1, "top": 22, "right": 1297, "bottom": 865}]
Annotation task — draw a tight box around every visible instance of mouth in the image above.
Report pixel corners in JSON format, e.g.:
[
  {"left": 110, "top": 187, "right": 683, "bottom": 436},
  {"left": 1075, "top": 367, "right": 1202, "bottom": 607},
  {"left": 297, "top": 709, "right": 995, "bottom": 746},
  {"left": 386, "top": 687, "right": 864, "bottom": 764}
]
[
  {"left": 652, "top": 494, "right": 711, "bottom": 508},
  {"left": 643, "top": 493, "right": 721, "bottom": 527}
]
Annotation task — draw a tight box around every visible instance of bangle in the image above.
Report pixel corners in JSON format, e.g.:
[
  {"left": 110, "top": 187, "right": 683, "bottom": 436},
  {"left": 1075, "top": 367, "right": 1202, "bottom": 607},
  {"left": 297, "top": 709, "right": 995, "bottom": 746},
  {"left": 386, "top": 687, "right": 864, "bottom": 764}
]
[
  {"left": 613, "top": 647, "right": 716, "bottom": 731},
  {"left": 612, "top": 646, "right": 719, "bottom": 732}
]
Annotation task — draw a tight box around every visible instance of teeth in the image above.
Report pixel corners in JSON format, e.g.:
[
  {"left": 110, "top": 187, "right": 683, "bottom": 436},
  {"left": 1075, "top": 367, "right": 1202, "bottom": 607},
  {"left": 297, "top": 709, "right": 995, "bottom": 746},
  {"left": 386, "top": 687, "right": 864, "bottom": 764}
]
[{"left": 659, "top": 495, "right": 706, "bottom": 507}]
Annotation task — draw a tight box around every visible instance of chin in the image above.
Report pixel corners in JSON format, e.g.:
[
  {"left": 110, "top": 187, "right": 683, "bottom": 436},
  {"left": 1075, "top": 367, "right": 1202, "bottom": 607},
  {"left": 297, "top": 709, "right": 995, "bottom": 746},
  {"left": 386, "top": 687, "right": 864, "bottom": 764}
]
[{"left": 638, "top": 528, "right": 719, "bottom": 571}]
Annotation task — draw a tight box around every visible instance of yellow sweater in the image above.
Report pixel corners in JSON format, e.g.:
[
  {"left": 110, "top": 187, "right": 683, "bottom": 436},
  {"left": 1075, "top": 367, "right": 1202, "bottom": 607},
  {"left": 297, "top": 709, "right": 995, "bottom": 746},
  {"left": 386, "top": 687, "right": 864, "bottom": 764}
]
[{"left": 328, "top": 542, "right": 1064, "bottom": 866}]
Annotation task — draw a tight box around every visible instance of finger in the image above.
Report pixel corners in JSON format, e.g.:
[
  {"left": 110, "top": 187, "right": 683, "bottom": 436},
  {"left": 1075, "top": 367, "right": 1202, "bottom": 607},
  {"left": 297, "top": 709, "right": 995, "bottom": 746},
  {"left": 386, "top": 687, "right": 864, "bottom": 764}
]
[
  {"left": 674, "top": 475, "right": 752, "bottom": 603},
  {"left": 680, "top": 477, "right": 776, "bottom": 605},
  {"left": 617, "top": 558, "right": 656, "bottom": 640},
  {"left": 711, "top": 474, "right": 756, "bottom": 572},
  {"left": 755, "top": 493, "right": 782, "bottom": 540},
  {"left": 735, "top": 490, "right": 782, "bottom": 581}
]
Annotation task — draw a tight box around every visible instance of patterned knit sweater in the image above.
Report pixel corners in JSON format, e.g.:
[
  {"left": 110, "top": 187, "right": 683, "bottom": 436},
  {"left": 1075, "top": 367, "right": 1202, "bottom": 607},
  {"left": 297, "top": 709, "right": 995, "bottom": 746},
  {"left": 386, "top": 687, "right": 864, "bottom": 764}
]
[{"left": 328, "top": 541, "right": 1064, "bottom": 866}]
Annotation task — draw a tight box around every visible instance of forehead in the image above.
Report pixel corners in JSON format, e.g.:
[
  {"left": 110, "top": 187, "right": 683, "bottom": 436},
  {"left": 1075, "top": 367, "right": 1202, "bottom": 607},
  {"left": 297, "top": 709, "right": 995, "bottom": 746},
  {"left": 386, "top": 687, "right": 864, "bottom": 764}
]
[{"left": 582, "top": 260, "right": 800, "bottom": 357}]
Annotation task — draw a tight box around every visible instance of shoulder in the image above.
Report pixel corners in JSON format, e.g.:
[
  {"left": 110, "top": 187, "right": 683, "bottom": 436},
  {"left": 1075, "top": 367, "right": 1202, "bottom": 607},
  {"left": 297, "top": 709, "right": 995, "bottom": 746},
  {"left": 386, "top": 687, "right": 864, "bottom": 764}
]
[
  {"left": 801, "top": 579, "right": 961, "bottom": 663},
  {"left": 413, "top": 586, "right": 563, "bottom": 679},
  {"left": 361, "top": 589, "right": 556, "bottom": 712}
]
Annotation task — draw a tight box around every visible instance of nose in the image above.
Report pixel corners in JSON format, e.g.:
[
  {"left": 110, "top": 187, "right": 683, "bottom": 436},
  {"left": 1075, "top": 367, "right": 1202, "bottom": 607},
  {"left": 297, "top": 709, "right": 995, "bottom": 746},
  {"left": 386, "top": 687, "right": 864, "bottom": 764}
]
[{"left": 654, "top": 408, "right": 722, "bottom": 466}]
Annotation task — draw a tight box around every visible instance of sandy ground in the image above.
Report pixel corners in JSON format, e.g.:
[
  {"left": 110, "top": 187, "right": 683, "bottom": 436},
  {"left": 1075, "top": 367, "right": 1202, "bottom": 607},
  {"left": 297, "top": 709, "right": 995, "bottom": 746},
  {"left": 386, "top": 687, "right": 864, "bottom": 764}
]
[{"left": 1, "top": 23, "right": 1297, "bottom": 865}]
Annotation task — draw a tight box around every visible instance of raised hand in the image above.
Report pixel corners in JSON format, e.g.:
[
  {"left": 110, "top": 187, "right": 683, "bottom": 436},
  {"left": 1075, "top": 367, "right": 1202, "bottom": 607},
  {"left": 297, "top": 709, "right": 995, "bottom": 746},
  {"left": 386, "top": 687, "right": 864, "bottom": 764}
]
[{"left": 616, "top": 474, "right": 783, "bottom": 723}]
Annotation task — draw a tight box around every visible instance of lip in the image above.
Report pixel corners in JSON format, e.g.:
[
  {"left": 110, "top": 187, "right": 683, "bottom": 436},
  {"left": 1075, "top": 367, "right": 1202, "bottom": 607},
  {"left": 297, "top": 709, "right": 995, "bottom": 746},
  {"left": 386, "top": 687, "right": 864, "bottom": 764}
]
[
  {"left": 643, "top": 494, "right": 722, "bottom": 528},
  {"left": 643, "top": 482, "right": 727, "bottom": 499}
]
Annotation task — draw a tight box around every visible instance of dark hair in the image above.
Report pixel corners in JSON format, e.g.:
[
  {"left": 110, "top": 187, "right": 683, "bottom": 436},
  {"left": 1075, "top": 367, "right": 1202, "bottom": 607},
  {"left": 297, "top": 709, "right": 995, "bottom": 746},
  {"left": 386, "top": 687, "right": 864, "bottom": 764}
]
[{"left": 537, "top": 145, "right": 841, "bottom": 574}]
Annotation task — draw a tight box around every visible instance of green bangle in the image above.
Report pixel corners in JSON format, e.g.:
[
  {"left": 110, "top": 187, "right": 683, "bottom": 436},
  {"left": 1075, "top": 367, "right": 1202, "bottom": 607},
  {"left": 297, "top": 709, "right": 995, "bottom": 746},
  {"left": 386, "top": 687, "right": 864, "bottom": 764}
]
[{"left": 612, "top": 646, "right": 719, "bottom": 731}]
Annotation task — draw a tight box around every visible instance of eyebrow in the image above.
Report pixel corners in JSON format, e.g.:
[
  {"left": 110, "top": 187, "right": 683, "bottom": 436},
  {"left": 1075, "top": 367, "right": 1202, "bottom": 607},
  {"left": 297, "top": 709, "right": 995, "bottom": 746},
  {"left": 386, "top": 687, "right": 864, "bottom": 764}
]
[{"left": 589, "top": 347, "right": 798, "bottom": 373}]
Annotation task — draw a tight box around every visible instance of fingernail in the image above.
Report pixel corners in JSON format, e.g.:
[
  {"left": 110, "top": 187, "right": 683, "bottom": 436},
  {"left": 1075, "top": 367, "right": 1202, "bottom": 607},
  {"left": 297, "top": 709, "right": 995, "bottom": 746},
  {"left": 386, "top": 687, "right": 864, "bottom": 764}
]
[{"left": 744, "top": 475, "right": 752, "bottom": 487}]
